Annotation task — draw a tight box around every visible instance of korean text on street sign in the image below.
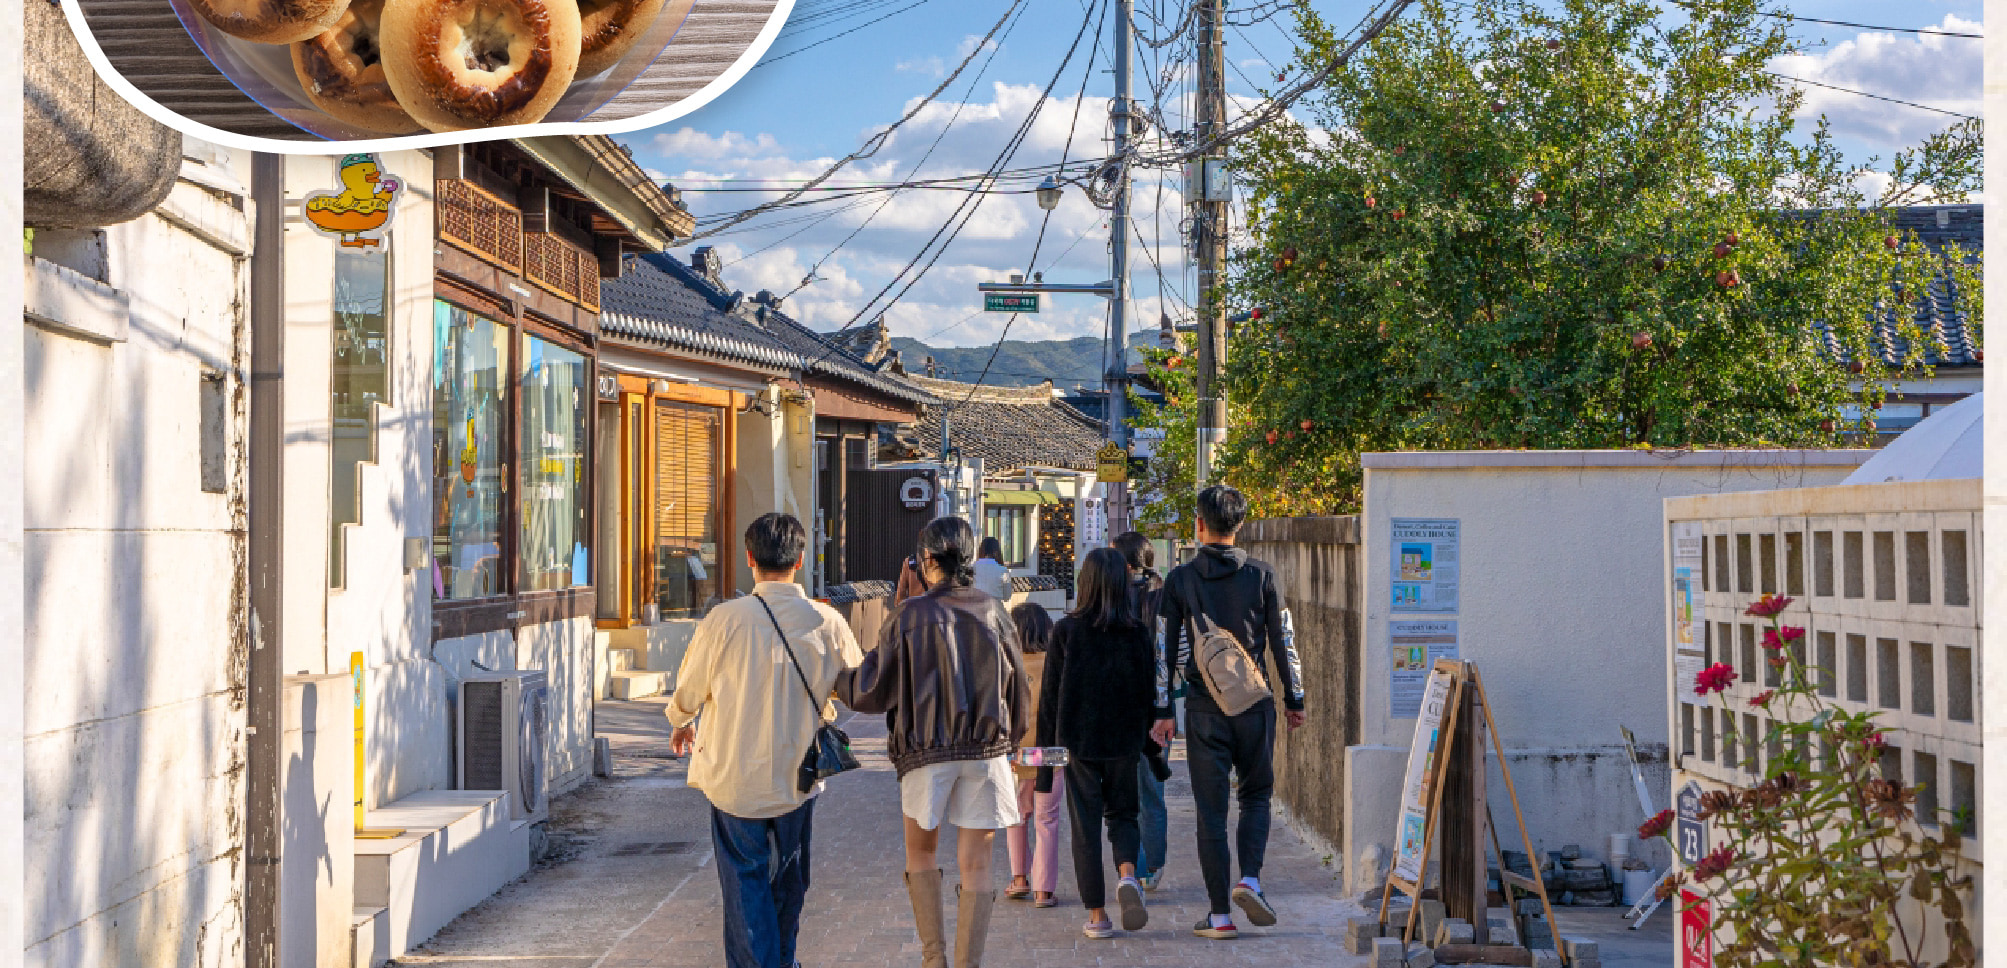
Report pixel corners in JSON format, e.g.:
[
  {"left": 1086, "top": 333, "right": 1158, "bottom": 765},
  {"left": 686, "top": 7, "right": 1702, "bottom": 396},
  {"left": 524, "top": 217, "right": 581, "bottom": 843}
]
[
  {"left": 1681, "top": 890, "right": 1714, "bottom": 968},
  {"left": 1391, "top": 666, "right": 1454, "bottom": 882},
  {"left": 984, "top": 293, "right": 1039, "bottom": 313},
  {"left": 1096, "top": 441, "right": 1129, "bottom": 483},
  {"left": 1391, "top": 518, "right": 1460, "bottom": 613},
  {"left": 1676, "top": 780, "right": 1707, "bottom": 866}
]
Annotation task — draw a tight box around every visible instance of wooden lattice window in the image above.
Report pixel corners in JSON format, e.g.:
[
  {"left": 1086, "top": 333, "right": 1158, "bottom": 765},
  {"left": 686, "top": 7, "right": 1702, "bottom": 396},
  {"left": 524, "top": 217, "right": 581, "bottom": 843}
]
[
  {"left": 437, "top": 179, "right": 522, "bottom": 273},
  {"left": 525, "top": 232, "right": 600, "bottom": 312}
]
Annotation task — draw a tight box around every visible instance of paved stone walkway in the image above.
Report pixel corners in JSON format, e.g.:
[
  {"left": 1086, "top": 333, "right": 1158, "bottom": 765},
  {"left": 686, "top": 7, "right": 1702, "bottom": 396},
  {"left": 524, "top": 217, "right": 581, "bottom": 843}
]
[{"left": 398, "top": 697, "right": 1370, "bottom": 968}]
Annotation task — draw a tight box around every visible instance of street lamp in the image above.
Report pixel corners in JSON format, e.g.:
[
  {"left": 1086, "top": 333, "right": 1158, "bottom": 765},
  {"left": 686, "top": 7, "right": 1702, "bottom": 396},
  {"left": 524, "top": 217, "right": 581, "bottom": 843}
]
[{"left": 1035, "top": 176, "right": 1063, "bottom": 211}]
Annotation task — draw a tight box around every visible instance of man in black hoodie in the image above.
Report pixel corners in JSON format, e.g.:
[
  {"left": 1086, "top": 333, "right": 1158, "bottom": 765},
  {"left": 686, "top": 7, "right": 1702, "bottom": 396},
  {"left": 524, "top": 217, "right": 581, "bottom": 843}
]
[{"left": 1149, "top": 485, "right": 1306, "bottom": 939}]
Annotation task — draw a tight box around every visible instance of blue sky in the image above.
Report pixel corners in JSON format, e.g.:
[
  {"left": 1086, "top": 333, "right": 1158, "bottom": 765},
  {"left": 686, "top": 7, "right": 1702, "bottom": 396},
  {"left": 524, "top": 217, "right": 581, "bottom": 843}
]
[{"left": 616, "top": 0, "right": 1982, "bottom": 357}]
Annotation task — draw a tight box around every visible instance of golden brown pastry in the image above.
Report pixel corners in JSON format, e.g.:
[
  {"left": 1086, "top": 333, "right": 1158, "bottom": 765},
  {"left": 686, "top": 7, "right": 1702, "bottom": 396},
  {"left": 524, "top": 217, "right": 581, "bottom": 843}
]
[
  {"left": 190, "top": 0, "right": 351, "bottom": 45},
  {"left": 575, "top": 0, "right": 666, "bottom": 77},
  {"left": 380, "top": 0, "right": 581, "bottom": 131},
  {"left": 291, "top": 0, "right": 422, "bottom": 134}
]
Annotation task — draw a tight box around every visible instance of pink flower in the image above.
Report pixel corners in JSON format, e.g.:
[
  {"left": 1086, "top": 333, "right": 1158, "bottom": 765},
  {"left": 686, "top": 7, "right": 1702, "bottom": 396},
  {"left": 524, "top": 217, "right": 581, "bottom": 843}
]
[
  {"left": 1781, "top": 625, "right": 1805, "bottom": 642},
  {"left": 1638, "top": 808, "right": 1675, "bottom": 840},
  {"left": 1750, "top": 690, "right": 1774, "bottom": 708},
  {"left": 1745, "top": 595, "right": 1794, "bottom": 618},
  {"left": 1862, "top": 731, "right": 1888, "bottom": 752},
  {"left": 1694, "top": 845, "right": 1736, "bottom": 880},
  {"left": 1696, "top": 663, "right": 1737, "bottom": 695}
]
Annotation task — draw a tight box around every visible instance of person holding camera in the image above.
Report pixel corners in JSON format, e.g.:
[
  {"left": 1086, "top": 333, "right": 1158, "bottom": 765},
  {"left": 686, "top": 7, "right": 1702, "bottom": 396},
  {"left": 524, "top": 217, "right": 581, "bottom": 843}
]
[
  {"left": 667, "top": 513, "right": 865, "bottom": 968},
  {"left": 838, "top": 516, "right": 1029, "bottom": 968}
]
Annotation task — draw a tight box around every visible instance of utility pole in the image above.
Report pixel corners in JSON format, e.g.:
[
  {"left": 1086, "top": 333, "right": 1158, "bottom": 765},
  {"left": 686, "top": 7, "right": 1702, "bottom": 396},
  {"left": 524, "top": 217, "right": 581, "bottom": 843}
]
[
  {"left": 1106, "top": 0, "right": 1134, "bottom": 535},
  {"left": 1193, "top": 0, "right": 1228, "bottom": 486}
]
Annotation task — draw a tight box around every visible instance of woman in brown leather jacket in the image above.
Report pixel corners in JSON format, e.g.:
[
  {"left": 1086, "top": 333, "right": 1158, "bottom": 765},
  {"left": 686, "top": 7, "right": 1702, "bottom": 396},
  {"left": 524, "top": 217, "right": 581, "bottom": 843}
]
[{"left": 837, "top": 516, "right": 1029, "bottom": 968}]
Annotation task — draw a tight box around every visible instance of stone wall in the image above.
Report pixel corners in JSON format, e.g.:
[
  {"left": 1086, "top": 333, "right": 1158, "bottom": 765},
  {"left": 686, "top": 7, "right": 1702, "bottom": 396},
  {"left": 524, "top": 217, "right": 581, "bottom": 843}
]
[{"left": 1238, "top": 515, "right": 1364, "bottom": 857}]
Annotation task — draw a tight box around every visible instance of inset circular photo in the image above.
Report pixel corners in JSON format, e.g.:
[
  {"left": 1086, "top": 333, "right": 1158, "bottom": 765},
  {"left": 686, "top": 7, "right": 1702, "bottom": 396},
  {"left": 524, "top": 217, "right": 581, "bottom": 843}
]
[{"left": 64, "top": 0, "right": 787, "bottom": 147}]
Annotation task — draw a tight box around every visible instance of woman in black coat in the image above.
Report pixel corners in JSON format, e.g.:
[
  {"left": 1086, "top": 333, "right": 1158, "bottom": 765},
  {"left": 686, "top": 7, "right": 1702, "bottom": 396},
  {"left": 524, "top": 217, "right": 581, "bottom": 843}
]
[{"left": 1036, "top": 547, "right": 1157, "bottom": 938}]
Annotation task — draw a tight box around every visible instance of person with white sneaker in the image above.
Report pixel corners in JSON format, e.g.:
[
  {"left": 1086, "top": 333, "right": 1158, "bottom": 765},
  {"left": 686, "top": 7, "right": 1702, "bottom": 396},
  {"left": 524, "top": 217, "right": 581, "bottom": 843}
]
[
  {"left": 1036, "top": 548, "right": 1159, "bottom": 939},
  {"left": 1149, "top": 485, "right": 1307, "bottom": 939}
]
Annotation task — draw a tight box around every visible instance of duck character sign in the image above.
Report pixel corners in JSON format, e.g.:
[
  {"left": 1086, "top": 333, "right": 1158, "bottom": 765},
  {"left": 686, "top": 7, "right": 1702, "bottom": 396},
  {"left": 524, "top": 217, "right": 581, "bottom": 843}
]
[{"left": 304, "top": 154, "right": 401, "bottom": 248}]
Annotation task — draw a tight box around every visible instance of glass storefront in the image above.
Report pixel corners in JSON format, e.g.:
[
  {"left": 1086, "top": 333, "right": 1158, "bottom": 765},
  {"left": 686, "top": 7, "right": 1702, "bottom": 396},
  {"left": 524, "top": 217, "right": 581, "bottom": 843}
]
[
  {"left": 519, "top": 335, "right": 590, "bottom": 592},
  {"left": 652, "top": 399, "right": 723, "bottom": 618},
  {"left": 431, "top": 301, "right": 510, "bottom": 600}
]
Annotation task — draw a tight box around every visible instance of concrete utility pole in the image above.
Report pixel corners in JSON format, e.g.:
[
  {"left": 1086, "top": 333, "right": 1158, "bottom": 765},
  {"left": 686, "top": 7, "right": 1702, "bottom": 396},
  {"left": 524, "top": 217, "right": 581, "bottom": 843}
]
[
  {"left": 1105, "top": 0, "right": 1134, "bottom": 534},
  {"left": 1193, "top": 0, "right": 1228, "bottom": 485}
]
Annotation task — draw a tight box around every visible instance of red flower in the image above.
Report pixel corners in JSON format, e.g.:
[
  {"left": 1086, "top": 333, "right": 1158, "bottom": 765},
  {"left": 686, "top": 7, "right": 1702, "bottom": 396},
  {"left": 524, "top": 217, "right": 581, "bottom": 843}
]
[
  {"left": 1750, "top": 690, "right": 1774, "bottom": 708},
  {"left": 1693, "top": 845, "right": 1736, "bottom": 880},
  {"left": 1768, "top": 653, "right": 1788, "bottom": 669},
  {"left": 1781, "top": 625, "right": 1805, "bottom": 642},
  {"left": 1638, "top": 808, "right": 1674, "bottom": 840},
  {"left": 1761, "top": 629, "right": 1784, "bottom": 650},
  {"left": 1695, "top": 663, "right": 1737, "bottom": 695},
  {"left": 1862, "top": 731, "right": 1888, "bottom": 752},
  {"left": 1745, "top": 595, "right": 1794, "bottom": 618}
]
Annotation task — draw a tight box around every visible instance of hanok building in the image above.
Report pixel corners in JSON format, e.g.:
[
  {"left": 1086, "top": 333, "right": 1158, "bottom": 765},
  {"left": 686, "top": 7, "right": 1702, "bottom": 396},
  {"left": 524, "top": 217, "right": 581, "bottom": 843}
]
[
  {"left": 902, "top": 374, "right": 1110, "bottom": 597},
  {"left": 592, "top": 247, "right": 934, "bottom": 685}
]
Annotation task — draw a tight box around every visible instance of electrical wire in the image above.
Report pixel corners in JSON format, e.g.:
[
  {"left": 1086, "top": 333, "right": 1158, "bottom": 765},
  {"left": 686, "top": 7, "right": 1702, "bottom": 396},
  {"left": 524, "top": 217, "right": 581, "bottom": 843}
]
[
  {"left": 758, "top": 0, "right": 939, "bottom": 68},
  {"left": 1766, "top": 72, "right": 1980, "bottom": 121}
]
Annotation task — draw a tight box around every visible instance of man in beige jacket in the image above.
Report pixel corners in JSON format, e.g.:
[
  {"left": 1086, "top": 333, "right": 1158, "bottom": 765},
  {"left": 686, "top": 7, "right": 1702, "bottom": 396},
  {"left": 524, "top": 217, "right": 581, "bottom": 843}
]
[{"left": 668, "top": 512, "right": 864, "bottom": 968}]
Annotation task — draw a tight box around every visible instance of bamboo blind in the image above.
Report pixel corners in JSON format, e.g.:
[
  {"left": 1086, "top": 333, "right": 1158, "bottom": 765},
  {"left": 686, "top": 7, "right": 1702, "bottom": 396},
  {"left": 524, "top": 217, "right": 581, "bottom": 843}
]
[{"left": 654, "top": 400, "right": 722, "bottom": 553}]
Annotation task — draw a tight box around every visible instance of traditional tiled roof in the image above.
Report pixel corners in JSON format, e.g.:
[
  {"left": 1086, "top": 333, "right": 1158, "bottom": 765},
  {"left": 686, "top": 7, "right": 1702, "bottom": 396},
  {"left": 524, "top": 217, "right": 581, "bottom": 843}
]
[
  {"left": 599, "top": 251, "right": 939, "bottom": 407},
  {"left": 905, "top": 374, "right": 1107, "bottom": 473},
  {"left": 602, "top": 248, "right": 937, "bottom": 405},
  {"left": 1816, "top": 204, "right": 1982, "bottom": 370}
]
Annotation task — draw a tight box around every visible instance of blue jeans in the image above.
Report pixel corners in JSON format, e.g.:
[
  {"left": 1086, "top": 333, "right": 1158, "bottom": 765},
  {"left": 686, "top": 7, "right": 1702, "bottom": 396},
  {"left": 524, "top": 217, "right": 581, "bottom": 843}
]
[
  {"left": 711, "top": 798, "right": 815, "bottom": 968},
  {"left": 1137, "top": 759, "right": 1167, "bottom": 875}
]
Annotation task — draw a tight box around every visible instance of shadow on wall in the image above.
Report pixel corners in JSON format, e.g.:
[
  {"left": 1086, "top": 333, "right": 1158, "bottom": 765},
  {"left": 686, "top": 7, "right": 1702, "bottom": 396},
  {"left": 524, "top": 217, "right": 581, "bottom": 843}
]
[{"left": 24, "top": 190, "right": 249, "bottom": 965}]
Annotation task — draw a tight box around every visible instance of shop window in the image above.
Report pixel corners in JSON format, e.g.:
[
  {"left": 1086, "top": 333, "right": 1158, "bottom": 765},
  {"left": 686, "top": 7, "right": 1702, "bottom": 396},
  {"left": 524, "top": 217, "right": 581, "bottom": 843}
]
[
  {"left": 594, "top": 399, "right": 624, "bottom": 620},
  {"left": 331, "top": 249, "right": 391, "bottom": 586},
  {"left": 654, "top": 400, "right": 724, "bottom": 618},
  {"left": 431, "top": 301, "right": 510, "bottom": 600},
  {"left": 985, "top": 506, "right": 1029, "bottom": 567},
  {"left": 519, "top": 334, "right": 590, "bottom": 591}
]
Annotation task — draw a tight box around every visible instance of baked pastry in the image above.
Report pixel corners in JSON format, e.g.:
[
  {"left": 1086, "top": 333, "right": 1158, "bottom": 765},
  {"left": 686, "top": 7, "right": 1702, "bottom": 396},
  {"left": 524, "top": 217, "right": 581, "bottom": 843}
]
[
  {"left": 190, "top": 0, "right": 351, "bottom": 45},
  {"left": 380, "top": 0, "right": 581, "bottom": 131},
  {"left": 575, "top": 0, "right": 667, "bottom": 77},
  {"left": 292, "top": 0, "right": 422, "bottom": 134}
]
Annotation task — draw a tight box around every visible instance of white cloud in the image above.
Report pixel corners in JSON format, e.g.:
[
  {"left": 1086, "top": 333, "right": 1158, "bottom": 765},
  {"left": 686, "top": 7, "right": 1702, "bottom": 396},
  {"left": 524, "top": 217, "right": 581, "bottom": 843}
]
[
  {"left": 624, "top": 82, "right": 1202, "bottom": 351},
  {"left": 1769, "top": 15, "right": 1981, "bottom": 149}
]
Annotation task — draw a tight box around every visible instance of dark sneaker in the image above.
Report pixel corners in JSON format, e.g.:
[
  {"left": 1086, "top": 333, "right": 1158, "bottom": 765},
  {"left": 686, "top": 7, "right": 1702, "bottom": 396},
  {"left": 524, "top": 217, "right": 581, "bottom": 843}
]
[
  {"left": 1193, "top": 918, "right": 1239, "bottom": 940},
  {"left": 1117, "top": 878, "right": 1149, "bottom": 931},
  {"left": 1232, "top": 885, "right": 1277, "bottom": 926}
]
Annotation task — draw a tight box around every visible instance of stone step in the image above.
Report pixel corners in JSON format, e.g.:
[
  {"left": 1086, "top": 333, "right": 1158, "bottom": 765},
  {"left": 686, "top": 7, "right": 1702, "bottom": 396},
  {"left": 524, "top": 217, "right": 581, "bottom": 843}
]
[
  {"left": 351, "top": 906, "right": 388, "bottom": 968},
  {"left": 354, "top": 790, "right": 531, "bottom": 960},
  {"left": 608, "top": 648, "right": 639, "bottom": 673},
  {"left": 609, "top": 670, "right": 669, "bottom": 700}
]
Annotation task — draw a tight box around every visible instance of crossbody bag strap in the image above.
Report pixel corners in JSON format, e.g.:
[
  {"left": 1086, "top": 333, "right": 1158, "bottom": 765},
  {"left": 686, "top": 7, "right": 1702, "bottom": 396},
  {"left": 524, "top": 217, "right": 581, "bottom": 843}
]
[{"left": 752, "top": 594, "right": 829, "bottom": 723}]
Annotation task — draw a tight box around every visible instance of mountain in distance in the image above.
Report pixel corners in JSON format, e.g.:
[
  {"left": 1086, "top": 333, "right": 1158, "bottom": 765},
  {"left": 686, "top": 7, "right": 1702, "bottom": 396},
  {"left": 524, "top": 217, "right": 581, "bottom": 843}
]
[{"left": 888, "top": 332, "right": 1158, "bottom": 389}]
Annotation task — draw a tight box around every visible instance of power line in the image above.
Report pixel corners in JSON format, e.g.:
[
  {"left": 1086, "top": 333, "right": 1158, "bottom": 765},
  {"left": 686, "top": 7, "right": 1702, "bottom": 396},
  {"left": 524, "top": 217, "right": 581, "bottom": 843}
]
[
  {"left": 1660, "top": 1, "right": 1983, "bottom": 39},
  {"left": 1767, "top": 72, "right": 1980, "bottom": 120},
  {"left": 758, "top": 0, "right": 939, "bottom": 68}
]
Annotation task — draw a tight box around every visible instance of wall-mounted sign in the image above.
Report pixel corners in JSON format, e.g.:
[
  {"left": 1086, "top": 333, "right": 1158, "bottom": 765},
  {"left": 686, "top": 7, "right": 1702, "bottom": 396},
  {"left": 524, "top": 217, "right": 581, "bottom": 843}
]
[
  {"left": 900, "top": 476, "right": 934, "bottom": 510},
  {"left": 596, "top": 373, "right": 619, "bottom": 401},
  {"left": 1680, "top": 890, "right": 1713, "bottom": 968},
  {"left": 304, "top": 153, "right": 401, "bottom": 249},
  {"left": 1391, "top": 517, "right": 1460, "bottom": 613},
  {"left": 1676, "top": 780, "right": 1707, "bottom": 866},
  {"left": 1096, "top": 441, "right": 1129, "bottom": 483},
  {"left": 1389, "top": 620, "right": 1459, "bottom": 718}
]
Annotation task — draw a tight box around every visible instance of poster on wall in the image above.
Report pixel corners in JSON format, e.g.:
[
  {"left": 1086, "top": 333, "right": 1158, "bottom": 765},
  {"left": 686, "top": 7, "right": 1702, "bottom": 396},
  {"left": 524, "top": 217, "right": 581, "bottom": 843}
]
[
  {"left": 1391, "top": 518, "right": 1460, "bottom": 612},
  {"left": 1672, "top": 522, "right": 1705, "bottom": 703},
  {"left": 1680, "top": 890, "right": 1713, "bottom": 968},
  {"left": 1390, "top": 620, "right": 1459, "bottom": 718},
  {"left": 1390, "top": 667, "right": 1455, "bottom": 882}
]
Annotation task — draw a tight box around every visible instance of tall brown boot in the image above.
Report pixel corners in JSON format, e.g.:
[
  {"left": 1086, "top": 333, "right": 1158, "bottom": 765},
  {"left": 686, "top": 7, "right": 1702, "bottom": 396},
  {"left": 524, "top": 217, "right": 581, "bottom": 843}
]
[
  {"left": 904, "top": 869, "right": 948, "bottom": 968},
  {"left": 954, "top": 886, "right": 996, "bottom": 968}
]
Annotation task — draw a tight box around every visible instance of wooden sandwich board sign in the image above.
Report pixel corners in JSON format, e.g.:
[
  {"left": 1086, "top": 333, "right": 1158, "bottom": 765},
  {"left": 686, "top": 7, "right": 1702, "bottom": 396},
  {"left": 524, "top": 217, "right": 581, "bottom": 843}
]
[{"left": 1377, "top": 659, "right": 1565, "bottom": 964}]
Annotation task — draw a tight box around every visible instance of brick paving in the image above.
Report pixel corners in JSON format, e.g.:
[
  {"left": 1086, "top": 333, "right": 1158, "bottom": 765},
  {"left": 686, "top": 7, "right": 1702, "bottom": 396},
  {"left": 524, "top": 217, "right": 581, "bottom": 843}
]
[{"left": 402, "top": 699, "right": 1369, "bottom": 968}]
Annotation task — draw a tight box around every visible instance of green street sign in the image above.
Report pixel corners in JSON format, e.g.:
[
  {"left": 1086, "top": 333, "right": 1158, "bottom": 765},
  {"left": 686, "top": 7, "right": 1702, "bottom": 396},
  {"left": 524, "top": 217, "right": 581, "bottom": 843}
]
[{"left": 984, "top": 293, "right": 1039, "bottom": 313}]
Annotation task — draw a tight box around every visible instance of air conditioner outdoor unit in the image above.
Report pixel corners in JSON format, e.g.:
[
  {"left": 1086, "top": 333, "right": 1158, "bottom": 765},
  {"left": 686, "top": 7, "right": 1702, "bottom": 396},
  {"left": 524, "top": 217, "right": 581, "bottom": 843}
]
[{"left": 458, "top": 670, "right": 550, "bottom": 824}]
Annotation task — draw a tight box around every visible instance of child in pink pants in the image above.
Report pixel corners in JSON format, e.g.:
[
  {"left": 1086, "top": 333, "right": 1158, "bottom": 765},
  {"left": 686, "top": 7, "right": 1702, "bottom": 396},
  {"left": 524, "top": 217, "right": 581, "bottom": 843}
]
[{"left": 1004, "top": 603, "right": 1064, "bottom": 905}]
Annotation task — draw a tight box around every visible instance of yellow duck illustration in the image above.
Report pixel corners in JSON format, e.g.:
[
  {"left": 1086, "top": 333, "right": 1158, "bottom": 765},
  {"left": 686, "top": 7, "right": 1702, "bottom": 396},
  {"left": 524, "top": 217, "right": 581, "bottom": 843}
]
[{"left": 305, "top": 154, "right": 400, "bottom": 247}]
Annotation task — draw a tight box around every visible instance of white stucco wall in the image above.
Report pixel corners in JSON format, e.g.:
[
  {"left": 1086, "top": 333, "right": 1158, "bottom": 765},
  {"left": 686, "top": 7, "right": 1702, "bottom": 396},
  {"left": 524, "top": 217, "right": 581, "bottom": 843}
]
[
  {"left": 1343, "top": 449, "right": 1872, "bottom": 894},
  {"left": 23, "top": 145, "right": 251, "bottom": 967}
]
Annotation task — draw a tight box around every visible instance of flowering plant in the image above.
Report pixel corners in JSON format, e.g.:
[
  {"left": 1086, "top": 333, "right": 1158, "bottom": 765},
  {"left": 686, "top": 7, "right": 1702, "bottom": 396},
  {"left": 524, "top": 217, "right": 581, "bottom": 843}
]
[{"left": 1644, "top": 597, "right": 1976, "bottom": 967}]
